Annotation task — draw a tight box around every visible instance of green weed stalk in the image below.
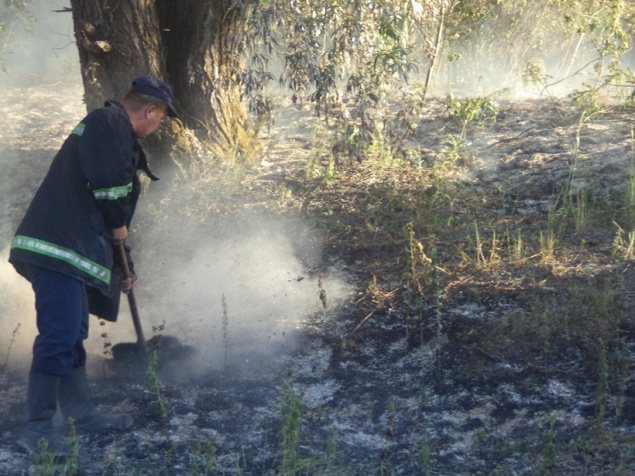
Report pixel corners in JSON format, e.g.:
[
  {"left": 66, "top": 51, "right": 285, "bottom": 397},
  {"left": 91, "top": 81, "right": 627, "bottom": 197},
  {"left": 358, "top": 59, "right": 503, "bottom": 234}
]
[
  {"left": 506, "top": 228, "right": 525, "bottom": 263},
  {"left": 473, "top": 222, "right": 500, "bottom": 268},
  {"left": 417, "top": 435, "right": 431, "bottom": 476},
  {"left": 612, "top": 221, "right": 635, "bottom": 260},
  {"left": 433, "top": 134, "right": 465, "bottom": 177},
  {"left": 612, "top": 132, "right": 635, "bottom": 258},
  {"left": 278, "top": 372, "right": 306, "bottom": 476},
  {"left": 65, "top": 418, "right": 80, "bottom": 475},
  {"left": 147, "top": 350, "right": 168, "bottom": 420},
  {"left": 594, "top": 337, "right": 609, "bottom": 436},
  {"left": 323, "top": 429, "right": 339, "bottom": 473},
  {"left": 33, "top": 439, "right": 57, "bottom": 476},
  {"left": 190, "top": 439, "right": 218, "bottom": 476},
  {"left": 539, "top": 229, "right": 556, "bottom": 264},
  {"left": 33, "top": 421, "right": 79, "bottom": 476},
  {"left": 430, "top": 247, "right": 444, "bottom": 368},
  {"left": 627, "top": 129, "right": 635, "bottom": 227},
  {"left": 540, "top": 413, "right": 558, "bottom": 474},
  {"left": 1, "top": 323, "right": 20, "bottom": 375},
  {"left": 445, "top": 95, "right": 498, "bottom": 140},
  {"left": 403, "top": 223, "right": 433, "bottom": 342},
  {"left": 222, "top": 293, "right": 230, "bottom": 372}
]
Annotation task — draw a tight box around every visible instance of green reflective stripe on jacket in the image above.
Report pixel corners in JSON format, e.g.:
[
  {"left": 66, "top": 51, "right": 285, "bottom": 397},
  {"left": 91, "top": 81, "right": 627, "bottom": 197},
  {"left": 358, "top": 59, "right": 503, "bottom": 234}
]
[
  {"left": 11, "top": 235, "right": 110, "bottom": 284},
  {"left": 72, "top": 123, "right": 86, "bottom": 136},
  {"left": 92, "top": 182, "right": 133, "bottom": 201}
]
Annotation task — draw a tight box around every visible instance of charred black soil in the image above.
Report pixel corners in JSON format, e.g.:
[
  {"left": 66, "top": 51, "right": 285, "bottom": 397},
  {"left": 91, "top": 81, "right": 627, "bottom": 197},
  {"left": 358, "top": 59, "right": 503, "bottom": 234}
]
[{"left": 3, "top": 84, "right": 635, "bottom": 475}]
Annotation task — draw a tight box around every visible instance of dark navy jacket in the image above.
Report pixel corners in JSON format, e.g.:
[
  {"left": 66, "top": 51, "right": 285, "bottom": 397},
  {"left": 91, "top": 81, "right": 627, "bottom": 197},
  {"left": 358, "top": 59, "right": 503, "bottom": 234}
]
[{"left": 9, "top": 100, "right": 156, "bottom": 321}]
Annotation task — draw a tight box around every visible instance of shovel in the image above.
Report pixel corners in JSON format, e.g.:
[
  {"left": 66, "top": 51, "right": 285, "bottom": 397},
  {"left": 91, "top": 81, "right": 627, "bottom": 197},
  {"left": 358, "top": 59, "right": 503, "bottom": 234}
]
[
  {"left": 111, "top": 241, "right": 149, "bottom": 360},
  {"left": 110, "top": 242, "right": 195, "bottom": 364}
]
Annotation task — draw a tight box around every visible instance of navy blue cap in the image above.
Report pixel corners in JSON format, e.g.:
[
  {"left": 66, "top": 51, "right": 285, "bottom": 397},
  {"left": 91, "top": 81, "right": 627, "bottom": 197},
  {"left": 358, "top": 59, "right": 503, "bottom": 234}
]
[{"left": 131, "top": 76, "right": 178, "bottom": 118}]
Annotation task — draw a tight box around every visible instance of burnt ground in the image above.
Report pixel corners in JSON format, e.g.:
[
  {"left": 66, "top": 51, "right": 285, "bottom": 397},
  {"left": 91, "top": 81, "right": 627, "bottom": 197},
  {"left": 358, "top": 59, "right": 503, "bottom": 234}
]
[{"left": 3, "top": 82, "right": 635, "bottom": 475}]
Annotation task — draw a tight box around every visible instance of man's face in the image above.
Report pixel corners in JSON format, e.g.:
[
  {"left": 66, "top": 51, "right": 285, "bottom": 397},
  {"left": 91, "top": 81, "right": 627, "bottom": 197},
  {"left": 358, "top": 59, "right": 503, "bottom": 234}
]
[{"left": 136, "top": 105, "right": 167, "bottom": 138}]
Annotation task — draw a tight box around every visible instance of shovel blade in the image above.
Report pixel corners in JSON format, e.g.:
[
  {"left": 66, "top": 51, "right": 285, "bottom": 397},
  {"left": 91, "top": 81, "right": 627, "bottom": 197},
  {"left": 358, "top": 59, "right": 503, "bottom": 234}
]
[{"left": 111, "top": 335, "right": 196, "bottom": 363}]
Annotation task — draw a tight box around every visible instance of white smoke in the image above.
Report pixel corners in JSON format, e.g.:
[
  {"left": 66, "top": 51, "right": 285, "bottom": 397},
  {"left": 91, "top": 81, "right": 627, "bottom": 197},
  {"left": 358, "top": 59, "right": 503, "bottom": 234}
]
[
  {"left": 0, "top": 252, "right": 37, "bottom": 376},
  {"left": 84, "top": 211, "right": 352, "bottom": 380}
]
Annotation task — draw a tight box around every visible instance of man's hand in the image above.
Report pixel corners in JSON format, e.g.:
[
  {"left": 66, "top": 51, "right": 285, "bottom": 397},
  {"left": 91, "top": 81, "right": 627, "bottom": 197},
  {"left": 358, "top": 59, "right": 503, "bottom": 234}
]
[
  {"left": 112, "top": 225, "right": 128, "bottom": 244},
  {"left": 121, "top": 273, "right": 137, "bottom": 294}
]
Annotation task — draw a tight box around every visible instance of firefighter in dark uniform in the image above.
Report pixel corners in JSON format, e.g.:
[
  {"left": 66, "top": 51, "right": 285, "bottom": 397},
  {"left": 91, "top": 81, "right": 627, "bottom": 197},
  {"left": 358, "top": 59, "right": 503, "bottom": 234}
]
[{"left": 9, "top": 76, "right": 178, "bottom": 456}]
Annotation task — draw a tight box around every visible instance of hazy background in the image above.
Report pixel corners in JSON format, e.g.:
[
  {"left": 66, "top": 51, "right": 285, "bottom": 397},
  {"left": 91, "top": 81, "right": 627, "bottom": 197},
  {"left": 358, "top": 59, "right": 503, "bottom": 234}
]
[
  {"left": 0, "top": 1, "right": 352, "bottom": 381},
  {"left": 1, "top": 1, "right": 630, "bottom": 381},
  {"left": 1, "top": 1, "right": 77, "bottom": 88}
]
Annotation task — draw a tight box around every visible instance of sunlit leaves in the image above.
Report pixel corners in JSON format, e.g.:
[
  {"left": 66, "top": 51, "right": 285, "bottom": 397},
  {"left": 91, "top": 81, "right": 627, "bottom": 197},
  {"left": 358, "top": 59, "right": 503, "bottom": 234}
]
[
  {"left": 272, "top": 0, "right": 417, "bottom": 103},
  {"left": 241, "top": 0, "right": 635, "bottom": 139}
]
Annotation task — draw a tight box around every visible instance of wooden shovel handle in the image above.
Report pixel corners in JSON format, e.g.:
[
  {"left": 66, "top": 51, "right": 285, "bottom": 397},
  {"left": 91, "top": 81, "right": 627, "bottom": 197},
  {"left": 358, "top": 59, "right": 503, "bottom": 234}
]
[{"left": 116, "top": 242, "right": 148, "bottom": 352}]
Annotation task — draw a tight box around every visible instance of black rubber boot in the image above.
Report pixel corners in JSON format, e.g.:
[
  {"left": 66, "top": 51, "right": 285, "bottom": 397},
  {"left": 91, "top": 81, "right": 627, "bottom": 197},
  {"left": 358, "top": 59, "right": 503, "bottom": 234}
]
[
  {"left": 20, "top": 372, "right": 69, "bottom": 457},
  {"left": 58, "top": 366, "right": 133, "bottom": 433}
]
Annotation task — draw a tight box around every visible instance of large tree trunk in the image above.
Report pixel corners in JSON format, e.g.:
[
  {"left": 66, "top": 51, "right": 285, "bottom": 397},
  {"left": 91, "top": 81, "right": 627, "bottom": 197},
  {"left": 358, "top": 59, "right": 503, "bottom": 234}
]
[
  {"left": 69, "top": 0, "right": 164, "bottom": 111},
  {"left": 156, "top": 0, "right": 253, "bottom": 158},
  {"left": 69, "top": 0, "right": 254, "bottom": 160}
]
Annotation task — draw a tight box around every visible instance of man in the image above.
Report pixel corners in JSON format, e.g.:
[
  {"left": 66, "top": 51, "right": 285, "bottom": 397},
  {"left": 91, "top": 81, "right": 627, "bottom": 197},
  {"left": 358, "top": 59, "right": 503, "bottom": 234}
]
[{"left": 9, "top": 76, "right": 178, "bottom": 456}]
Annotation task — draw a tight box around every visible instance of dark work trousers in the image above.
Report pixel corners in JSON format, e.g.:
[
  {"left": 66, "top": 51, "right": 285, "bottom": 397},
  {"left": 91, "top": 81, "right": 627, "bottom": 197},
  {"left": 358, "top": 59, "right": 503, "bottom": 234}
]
[{"left": 29, "top": 266, "right": 88, "bottom": 376}]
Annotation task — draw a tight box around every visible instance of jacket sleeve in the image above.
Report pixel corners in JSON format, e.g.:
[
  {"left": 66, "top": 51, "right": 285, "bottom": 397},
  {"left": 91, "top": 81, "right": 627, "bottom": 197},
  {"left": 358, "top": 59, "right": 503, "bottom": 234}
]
[{"left": 78, "top": 110, "right": 134, "bottom": 229}]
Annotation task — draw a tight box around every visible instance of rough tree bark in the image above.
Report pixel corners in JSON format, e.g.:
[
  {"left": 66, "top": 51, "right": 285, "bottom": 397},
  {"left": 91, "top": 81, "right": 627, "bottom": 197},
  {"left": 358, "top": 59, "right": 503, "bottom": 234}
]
[
  {"left": 156, "top": 0, "right": 253, "bottom": 157},
  {"left": 69, "top": 0, "right": 164, "bottom": 111},
  {"left": 69, "top": 0, "right": 253, "bottom": 159}
]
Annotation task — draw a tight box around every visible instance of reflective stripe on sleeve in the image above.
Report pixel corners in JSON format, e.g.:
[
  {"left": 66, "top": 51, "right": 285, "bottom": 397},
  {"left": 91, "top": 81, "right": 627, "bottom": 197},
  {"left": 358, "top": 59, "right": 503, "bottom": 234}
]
[
  {"left": 72, "top": 123, "right": 86, "bottom": 136},
  {"left": 11, "top": 235, "right": 110, "bottom": 284},
  {"left": 91, "top": 182, "right": 133, "bottom": 201}
]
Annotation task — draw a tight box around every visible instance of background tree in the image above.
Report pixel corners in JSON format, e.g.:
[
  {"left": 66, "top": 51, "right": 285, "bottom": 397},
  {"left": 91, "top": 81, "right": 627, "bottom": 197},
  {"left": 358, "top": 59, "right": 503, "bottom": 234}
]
[
  {"left": 61, "top": 0, "right": 635, "bottom": 164},
  {"left": 442, "top": 0, "right": 635, "bottom": 97},
  {"left": 66, "top": 0, "right": 424, "bottom": 163},
  {"left": 69, "top": 0, "right": 255, "bottom": 159}
]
